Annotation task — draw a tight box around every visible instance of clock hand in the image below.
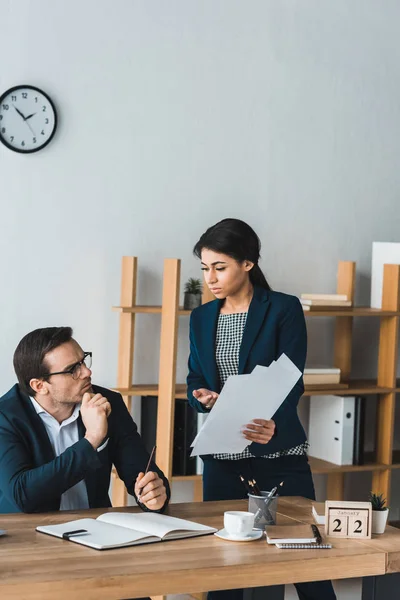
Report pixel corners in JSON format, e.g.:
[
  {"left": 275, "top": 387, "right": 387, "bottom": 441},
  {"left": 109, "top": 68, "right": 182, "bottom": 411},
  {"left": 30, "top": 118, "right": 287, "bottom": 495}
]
[
  {"left": 24, "top": 119, "right": 36, "bottom": 136},
  {"left": 25, "top": 112, "right": 36, "bottom": 120},
  {"left": 13, "top": 105, "right": 27, "bottom": 120}
]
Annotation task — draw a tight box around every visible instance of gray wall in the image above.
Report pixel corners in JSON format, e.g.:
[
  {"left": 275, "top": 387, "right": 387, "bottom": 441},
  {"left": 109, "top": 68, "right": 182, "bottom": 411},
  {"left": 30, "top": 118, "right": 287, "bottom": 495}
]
[{"left": 1, "top": 0, "right": 400, "bottom": 529}]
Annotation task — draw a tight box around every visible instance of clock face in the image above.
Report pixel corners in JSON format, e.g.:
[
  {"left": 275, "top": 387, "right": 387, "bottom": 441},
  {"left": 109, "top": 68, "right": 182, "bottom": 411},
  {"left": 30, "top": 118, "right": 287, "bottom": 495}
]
[{"left": 0, "top": 85, "right": 57, "bottom": 153}]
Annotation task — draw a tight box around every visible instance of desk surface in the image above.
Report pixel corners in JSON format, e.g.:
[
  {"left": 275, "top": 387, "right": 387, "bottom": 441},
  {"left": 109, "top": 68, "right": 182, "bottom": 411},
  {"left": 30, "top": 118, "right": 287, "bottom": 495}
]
[{"left": 1, "top": 497, "right": 400, "bottom": 599}]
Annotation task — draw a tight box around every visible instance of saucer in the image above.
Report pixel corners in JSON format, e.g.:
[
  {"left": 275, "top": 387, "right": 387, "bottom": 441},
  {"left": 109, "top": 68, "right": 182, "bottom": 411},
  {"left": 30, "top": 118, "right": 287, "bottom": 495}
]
[{"left": 214, "top": 528, "right": 263, "bottom": 542}]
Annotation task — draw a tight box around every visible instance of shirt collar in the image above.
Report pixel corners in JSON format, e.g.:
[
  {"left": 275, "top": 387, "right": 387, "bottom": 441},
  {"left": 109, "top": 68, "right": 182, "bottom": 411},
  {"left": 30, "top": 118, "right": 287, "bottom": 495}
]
[{"left": 30, "top": 396, "right": 81, "bottom": 423}]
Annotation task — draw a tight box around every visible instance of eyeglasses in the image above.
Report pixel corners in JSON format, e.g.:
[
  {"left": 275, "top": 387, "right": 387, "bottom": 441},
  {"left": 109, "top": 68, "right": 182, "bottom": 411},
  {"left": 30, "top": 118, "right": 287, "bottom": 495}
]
[{"left": 45, "top": 352, "right": 92, "bottom": 380}]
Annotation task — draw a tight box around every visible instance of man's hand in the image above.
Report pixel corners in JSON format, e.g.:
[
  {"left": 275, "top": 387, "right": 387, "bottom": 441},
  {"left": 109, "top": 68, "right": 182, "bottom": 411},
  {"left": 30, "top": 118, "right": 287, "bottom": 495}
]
[
  {"left": 81, "top": 392, "right": 111, "bottom": 449},
  {"left": 242, "top": 419, "right": 276, "bottom": 444},
  {"left": 135, "top": 471, "right": 167, "bottom": 510},
  {"left": 192, "top": 388, "right": 219, "bottom": 409}
]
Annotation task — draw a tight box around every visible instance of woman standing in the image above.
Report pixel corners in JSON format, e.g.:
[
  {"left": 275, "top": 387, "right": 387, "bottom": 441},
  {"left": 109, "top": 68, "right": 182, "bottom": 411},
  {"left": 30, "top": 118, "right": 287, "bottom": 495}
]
[{"left": 187, "top": 218, "right": 336, "bottom": 600}]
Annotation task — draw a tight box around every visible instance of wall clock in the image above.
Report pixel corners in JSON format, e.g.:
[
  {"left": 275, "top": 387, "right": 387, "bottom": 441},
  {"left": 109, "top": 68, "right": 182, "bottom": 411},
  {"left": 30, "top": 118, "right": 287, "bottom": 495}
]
[{"left": 0, "top": 85, "right": 57, "bottom": 153}]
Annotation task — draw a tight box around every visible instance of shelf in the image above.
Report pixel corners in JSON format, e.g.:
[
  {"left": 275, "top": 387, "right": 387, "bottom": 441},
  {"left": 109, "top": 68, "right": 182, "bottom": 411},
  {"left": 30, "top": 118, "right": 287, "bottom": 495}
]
[
  {"left": 113, "top": 305, "right": 192, "bottom": 315},
  {"left": 304, "top": 379, "right": 393, "bottom": 396},
  {"left": 172, "top": 475, "right": 202, "bottom": 482},
  {"left": 308, "top": 457, "right": 389, "bottom": 474},
  {"left": 115, "top": 379, "right": 393, "bottom": 400},
  {"left": 115, "top": 384, "right": 187, "bottom": 399},
  {"left": 303, "top": 307, "right": 400, "bottom": 317}
]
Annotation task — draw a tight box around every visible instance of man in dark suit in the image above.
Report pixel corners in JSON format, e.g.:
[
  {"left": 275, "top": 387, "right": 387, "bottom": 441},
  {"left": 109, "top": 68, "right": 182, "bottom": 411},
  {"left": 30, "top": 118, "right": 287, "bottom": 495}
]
[{"left": 0, "top": 326, "right": 170, "bottom": 515}]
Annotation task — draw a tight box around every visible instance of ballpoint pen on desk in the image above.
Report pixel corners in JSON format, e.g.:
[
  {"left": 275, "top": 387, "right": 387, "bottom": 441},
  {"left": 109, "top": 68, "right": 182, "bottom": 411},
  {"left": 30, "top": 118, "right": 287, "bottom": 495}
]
[
  {"left": 138, "top": 445, "right": 156, "bottom": 501},
  {"left": 311, "top": 524, "right": 323, "bottom": 545},
  {"left": 265, "top": 481, "right": 284, "bottom": 504},
  {"left": 259, "top": 481, "right": 284, "bottom": 526}
]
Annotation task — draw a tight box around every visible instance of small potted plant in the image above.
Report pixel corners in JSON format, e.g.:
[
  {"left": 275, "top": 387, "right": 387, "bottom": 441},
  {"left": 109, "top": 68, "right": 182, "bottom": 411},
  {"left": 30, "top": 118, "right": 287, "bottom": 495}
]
[
  {"left": 183, "top": 278, "right": 202, "bottom": 310},
  {"left": 369, "top": 492, "right": 389, "bottom": 534}
]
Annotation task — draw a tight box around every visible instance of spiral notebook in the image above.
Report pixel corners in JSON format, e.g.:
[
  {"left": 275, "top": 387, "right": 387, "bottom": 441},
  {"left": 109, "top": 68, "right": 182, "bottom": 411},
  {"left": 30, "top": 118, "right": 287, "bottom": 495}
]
[
  {"left": 266, "top": 523, "right": 332, "bottom": 550},
  {"left": 275, "top": 542, "right": 332, "bottom": 549}
]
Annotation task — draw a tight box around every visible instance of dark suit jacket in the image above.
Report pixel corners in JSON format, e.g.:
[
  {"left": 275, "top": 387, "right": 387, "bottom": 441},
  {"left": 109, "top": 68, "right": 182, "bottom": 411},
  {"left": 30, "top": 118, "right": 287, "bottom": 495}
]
[
  {"left": 187, "top": 285, "right": 307, "bottom": 456},
  {"left": 0, "top": 384, "right": 170, "bottom": 513}
]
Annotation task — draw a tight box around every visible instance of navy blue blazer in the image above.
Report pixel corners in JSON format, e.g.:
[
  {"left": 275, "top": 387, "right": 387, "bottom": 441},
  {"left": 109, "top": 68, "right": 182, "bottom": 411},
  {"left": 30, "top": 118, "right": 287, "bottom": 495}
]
[
  {"left": 187, "top": 285, "right": 307, "bottom": 456},
  {"left": 0, "top": 384, "right": 170, "bottom": 513}
]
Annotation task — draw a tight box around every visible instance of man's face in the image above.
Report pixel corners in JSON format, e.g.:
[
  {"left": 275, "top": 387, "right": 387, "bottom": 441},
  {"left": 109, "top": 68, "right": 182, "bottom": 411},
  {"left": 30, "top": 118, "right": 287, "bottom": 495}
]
[{"left": 40, "top": 339, "right": 93, "bottom": 405}]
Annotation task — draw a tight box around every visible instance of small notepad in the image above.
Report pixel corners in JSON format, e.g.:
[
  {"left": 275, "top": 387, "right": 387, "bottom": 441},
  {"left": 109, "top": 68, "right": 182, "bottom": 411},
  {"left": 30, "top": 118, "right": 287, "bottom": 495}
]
[{"left": 266, "top": 524, "right": 316, "bottom": 545}]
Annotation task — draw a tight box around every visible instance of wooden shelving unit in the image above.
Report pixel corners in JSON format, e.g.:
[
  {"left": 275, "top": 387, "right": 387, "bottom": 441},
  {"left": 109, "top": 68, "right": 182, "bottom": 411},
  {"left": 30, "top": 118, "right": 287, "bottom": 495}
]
[
  {"left": 112, "top": 258, "right": 400, "bottom": 509},
  {"left": 111, "top": 257, "right": 214, "bottom": 507}
]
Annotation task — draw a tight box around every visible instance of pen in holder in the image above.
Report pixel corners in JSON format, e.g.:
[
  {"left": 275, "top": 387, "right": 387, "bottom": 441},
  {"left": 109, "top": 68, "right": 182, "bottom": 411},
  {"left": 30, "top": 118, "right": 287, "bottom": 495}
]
[{"left": 248, "top": 491, "right": 278, "bottom": 530}]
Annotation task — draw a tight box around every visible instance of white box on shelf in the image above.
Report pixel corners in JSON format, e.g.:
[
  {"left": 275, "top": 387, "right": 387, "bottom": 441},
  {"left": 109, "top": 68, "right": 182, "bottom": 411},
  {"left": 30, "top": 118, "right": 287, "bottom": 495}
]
[
  {"left": 371, "top": 242, "right": 400, "bottom": 308},
  {"left": 308, "top": 396, "right": 355, "bottom": 465}
]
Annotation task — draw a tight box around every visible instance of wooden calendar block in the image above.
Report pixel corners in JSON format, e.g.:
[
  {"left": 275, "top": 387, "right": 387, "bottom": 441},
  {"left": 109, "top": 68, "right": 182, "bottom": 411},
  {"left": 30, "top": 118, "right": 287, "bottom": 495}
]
[
  {"left": 327, "top": 508, "right": 349, "bottom": 537},
  {"left": 325, "top": 501, "right": 372, "bottom": 539},
  {"left": 348, "top": 513, "right": 369, "bottom": 538}
]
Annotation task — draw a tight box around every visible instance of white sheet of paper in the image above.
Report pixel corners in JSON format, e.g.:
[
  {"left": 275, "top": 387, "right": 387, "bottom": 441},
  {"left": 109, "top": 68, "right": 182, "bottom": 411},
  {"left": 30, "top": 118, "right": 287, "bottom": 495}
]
[{"left": 190, "top": 354, "right": 301, "bottom": 456}]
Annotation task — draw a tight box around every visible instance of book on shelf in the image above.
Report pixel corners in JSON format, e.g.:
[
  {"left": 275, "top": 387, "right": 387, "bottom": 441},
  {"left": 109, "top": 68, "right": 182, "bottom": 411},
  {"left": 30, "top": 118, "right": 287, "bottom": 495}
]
[
  {"left": 301, "top": 299, "right": 352, "bottom": 307},
  {"left": 36, "top": 512, "right": 217, "bottom": 550},
  {"left": 301, "top": 301, "right": 352, "bottom": 312},
  {"left": 353, "top": 395, "right": 377, "bottom": 466},
  {"left": 304, "top": 367, "right": 341, "bottom": 386},
  {"left": 301, "top": 293, "right": 348, "bottom": 302},
  {"left": 312, "top": 502, "right": 325, "bottom": 525},
  {"left": 353, "top": 396, "right": 366, "bottom": 466}
]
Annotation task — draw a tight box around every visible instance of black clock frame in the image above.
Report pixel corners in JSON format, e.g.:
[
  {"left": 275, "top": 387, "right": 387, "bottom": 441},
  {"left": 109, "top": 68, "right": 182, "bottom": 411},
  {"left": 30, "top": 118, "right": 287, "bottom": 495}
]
[{"left": 0, "top": 84, "right": 58, "bottom": 154}]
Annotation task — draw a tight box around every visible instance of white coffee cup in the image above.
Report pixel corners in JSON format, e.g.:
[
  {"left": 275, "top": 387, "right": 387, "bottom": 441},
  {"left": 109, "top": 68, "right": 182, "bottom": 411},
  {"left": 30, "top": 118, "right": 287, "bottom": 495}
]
[{"left": 224, "top": 510, "right": 255, "bottom": 538}]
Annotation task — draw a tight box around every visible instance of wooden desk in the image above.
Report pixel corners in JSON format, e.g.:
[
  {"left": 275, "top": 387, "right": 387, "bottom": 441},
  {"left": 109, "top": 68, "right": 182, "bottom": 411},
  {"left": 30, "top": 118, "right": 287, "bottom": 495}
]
[{"left": 0, "top": 498, "right": 399, "bottom": 599}]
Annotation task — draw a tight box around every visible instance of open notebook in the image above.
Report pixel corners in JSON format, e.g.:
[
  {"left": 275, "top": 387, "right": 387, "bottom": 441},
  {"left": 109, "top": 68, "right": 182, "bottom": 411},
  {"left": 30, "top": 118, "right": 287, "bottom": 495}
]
[{"left": 36, "top": 512, "right": 217, "bottom": 550}]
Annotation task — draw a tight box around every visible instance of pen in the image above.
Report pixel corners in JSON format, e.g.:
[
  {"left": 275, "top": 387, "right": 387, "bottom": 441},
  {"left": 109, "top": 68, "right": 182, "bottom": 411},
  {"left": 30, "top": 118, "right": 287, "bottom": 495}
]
[
  {"left": 138, "top": 445, "right": 156, "bottom": 501},
  {"left": 265, "top": 481, "right": 284, "bottom": 502},
  {"left": 311, "top": 524, "right": 323, "bottom": 545}
]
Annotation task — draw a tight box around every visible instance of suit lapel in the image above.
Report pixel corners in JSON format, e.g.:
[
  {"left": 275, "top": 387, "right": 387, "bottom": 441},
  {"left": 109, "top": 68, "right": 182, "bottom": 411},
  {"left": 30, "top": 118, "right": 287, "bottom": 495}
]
[
  {"left": 21, "top": 393, "right": 55, "bottom": 462},
  {"left": 239, "top": 286, "right": 271, "bottom": 374},
  {"left": 199, "top": 299, "right": 221, "bottom": 392},
  {"left": 77, "top": 413, "right": 96, "bottom": 508}
]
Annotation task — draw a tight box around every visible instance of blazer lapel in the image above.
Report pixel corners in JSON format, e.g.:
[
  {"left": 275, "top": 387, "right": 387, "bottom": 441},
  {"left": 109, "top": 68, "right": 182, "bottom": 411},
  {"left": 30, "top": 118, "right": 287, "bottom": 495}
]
[
  {"left": 199, "top": 299, "right": 221, "bottom": 392},
  {"left": 77, "top": 414, "right": 96, "bottom": 507},
  {"left": 239, "top": 286, "right": 271, "bottom": 374},
  {"left": 21, "top": 393, "right": 55, "bottom": 462}
]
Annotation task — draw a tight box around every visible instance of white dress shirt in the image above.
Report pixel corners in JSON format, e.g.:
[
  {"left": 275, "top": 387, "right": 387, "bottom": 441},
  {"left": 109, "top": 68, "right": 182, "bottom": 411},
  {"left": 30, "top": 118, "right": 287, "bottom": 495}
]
[{"left": 30, "top": 397, "right": 90, "bottom": 511}]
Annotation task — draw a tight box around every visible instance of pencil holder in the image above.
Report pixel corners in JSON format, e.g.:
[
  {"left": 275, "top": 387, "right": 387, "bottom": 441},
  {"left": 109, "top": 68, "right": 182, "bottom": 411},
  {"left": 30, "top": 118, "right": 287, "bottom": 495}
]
[{"left": 248, "top": 491, "right": 278, "bottom": 530}]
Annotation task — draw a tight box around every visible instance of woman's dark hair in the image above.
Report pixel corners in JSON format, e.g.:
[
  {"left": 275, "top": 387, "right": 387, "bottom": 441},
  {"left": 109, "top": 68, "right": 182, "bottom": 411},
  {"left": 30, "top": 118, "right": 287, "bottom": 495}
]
[
  {"left": 13, "top": 326, "right": 73, "bottom": 396},
  {"left": 193, "top": 218, "right": 271, "bottom": 291}
]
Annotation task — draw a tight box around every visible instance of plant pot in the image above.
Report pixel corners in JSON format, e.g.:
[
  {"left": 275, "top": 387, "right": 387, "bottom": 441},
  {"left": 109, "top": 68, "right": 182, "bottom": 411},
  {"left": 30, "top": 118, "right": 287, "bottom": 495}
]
[
  {"left": 372, "top": 508, "right": 389, "bottom": 534},
  {"left": 184, "top": 292, "right": 202, "bottom": 310}
]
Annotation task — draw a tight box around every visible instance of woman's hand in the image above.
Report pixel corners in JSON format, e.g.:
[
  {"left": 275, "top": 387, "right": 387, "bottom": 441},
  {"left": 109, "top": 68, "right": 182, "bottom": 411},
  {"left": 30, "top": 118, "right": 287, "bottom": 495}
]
[
  {"left": 192, "top": 388, "right": 219, "bottom": 409},
  {"left": 242, "top": 419, "right": 276, "bottom": 444}
]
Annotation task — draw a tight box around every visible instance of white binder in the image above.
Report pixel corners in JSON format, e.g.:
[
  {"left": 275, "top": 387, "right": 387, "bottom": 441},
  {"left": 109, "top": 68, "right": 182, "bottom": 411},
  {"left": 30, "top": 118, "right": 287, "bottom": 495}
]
[{"left": 308, "top": 396, "right": 355, "bottom": 465}]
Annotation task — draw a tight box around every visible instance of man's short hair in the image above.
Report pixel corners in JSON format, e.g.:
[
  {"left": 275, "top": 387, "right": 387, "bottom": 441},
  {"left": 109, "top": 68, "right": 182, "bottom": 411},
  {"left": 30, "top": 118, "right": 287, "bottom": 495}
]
[{"left": 13, "top": 327, "right": 73, "bottom": 396}]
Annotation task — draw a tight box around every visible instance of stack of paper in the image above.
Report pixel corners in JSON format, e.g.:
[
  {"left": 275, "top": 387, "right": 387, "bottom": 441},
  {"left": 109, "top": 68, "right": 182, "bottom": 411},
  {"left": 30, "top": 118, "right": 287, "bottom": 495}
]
[{"left": 190, "top": 354, "right": 301, "bottom": 456}]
